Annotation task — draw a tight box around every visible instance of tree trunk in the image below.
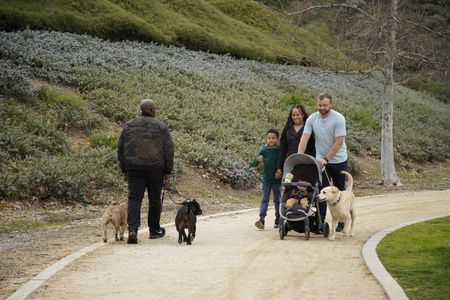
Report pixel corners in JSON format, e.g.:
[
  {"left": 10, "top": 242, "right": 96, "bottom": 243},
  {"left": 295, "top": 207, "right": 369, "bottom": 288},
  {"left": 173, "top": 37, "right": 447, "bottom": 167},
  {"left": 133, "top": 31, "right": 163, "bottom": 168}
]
[{"left": 381, "top": 0, "right": 401, "bottom": 186}]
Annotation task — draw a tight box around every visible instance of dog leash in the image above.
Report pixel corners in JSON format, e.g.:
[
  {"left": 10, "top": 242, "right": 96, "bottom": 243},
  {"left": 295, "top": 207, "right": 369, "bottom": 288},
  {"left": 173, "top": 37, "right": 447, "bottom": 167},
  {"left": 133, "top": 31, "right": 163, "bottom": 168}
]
[
  {"left": 322, "top": 165, "right": 334, "bottom": 187},
  {"left": 161, "top": 179, "right": 189, "bottom": 205}
]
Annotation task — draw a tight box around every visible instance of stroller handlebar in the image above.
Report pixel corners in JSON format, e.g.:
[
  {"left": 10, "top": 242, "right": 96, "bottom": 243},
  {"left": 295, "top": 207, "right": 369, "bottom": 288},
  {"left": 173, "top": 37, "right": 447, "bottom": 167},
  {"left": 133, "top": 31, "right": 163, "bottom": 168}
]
[{"left": 282, "top": 181, "right": 313, "bottom": 188}]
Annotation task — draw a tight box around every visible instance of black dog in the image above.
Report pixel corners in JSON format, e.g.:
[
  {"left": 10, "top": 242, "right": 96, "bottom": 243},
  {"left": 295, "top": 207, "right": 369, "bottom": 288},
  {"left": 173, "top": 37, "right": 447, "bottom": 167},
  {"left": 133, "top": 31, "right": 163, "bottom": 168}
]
[{"left": 175, "top": 199, "right": 202, "bottom": 245}]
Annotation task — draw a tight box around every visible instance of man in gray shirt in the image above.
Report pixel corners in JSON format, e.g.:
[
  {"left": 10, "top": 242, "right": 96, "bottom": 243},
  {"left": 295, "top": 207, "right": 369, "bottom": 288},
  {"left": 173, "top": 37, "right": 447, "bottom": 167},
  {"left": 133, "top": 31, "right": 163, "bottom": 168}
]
[{"left": 298, "top": 92, "right": 347, "bottom": 231}]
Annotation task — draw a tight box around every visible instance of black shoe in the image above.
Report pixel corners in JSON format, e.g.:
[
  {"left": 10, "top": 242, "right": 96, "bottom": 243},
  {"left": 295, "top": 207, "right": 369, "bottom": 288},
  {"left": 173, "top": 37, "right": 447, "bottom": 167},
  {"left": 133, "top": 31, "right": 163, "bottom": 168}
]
[
  {"left": 127, "top": 231, "right": 138, "bottom": 244},
  {"left": 336, "top": 222, "right": 345, "bottom": 232},
  {"left": 149, "top": 227, "right": 165, "bottom": 239}
]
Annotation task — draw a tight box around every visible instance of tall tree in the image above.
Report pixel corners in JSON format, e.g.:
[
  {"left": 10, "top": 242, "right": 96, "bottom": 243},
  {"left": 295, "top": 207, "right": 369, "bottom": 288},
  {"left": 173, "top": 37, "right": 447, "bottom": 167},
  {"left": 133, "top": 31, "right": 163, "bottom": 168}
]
[{"left": 280, "top": 0, "right": 448, "bottom": 186}]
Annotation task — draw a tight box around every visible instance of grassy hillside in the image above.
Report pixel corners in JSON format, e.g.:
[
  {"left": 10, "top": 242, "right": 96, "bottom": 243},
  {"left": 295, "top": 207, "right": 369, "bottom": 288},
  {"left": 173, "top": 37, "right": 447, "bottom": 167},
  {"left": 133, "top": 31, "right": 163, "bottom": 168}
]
[
  {"left": 1, "top": 30, "right": 449, "bottom": 203},
  {"left": 0, "top": 0, "right": 350, "bottom": 68}
]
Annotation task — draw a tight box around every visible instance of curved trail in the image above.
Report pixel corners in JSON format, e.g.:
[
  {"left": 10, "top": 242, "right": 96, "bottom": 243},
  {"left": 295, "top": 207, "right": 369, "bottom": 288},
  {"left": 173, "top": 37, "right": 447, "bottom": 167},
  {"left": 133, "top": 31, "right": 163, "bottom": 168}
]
[{"left": 28, "top": 190, "right": 450, "bottom": 299}]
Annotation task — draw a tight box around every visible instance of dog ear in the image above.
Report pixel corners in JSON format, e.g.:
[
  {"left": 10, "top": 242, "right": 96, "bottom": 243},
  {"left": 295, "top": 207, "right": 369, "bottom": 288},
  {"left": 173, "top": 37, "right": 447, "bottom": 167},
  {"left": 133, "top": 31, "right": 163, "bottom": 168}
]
[{"left": 331, "top": 187, "right": 339, "bottom": 193}]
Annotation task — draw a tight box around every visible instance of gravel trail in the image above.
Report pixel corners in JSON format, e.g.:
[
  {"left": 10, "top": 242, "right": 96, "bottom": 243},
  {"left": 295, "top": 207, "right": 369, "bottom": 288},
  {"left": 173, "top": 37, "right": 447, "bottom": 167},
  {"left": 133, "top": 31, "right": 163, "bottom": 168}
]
[{"left": 28, "top": 190, "right": 450, "bottom": 299}]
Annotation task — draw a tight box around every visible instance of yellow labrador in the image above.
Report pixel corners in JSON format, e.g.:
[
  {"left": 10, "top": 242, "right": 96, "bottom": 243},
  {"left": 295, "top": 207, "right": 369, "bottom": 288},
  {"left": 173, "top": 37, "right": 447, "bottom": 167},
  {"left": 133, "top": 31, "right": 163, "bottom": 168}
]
[{"left": 317, "top": 171, "right": 356, "bottom": 241}]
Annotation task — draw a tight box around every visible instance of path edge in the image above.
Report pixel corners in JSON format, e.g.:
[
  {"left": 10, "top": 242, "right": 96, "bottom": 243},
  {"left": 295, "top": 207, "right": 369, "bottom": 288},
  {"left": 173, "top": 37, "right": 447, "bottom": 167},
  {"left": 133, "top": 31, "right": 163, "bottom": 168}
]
[{"left": 362, "top": 213, "right": 450, "bottom": 300}]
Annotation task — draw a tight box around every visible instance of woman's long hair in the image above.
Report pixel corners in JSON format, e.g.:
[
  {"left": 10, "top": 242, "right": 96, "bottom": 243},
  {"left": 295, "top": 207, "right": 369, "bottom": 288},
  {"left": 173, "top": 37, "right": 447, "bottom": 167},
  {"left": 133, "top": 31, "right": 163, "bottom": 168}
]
[{"left": 280, "top": 104, "right": 309, "bottom": 139}]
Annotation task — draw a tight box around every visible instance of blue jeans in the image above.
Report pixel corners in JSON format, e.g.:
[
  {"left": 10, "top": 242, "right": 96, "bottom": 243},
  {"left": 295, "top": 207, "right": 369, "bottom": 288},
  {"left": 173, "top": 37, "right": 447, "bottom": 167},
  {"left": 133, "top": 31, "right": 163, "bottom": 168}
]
[
  {"left": 319, "top": 160, "right": 348, "bottom": 221},
  {"left": 259, "top": 180, "right": 281, "bottom": 224}
]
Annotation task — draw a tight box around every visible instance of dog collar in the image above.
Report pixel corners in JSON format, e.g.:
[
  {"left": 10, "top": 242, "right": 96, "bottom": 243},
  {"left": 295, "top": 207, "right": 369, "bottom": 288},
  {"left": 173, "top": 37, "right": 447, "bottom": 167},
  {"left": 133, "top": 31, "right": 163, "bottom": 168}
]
[{"left": 333, "top": 196, "right": 342, "bottom": 207}]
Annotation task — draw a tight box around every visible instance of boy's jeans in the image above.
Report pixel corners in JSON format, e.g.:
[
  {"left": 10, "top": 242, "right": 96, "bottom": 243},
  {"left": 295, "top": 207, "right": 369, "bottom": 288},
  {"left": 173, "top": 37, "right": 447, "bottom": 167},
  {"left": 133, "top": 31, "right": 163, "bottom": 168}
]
[{"left": 259, "top": 180, "right": 281, "bottom": 224}]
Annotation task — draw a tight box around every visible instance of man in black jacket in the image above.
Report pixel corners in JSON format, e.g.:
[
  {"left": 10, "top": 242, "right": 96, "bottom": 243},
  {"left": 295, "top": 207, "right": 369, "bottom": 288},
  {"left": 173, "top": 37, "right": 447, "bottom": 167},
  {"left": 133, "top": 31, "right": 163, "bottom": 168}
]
[{"left": 118, "top": 99, "right": 174, "bottom": 244}]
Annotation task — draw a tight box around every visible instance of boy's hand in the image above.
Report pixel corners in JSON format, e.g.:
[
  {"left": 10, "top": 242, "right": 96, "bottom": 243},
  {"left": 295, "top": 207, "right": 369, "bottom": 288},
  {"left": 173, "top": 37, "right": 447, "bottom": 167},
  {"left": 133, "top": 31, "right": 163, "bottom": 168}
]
[{"left": 257, "top": 155, "right": 264, "bottom": 162}]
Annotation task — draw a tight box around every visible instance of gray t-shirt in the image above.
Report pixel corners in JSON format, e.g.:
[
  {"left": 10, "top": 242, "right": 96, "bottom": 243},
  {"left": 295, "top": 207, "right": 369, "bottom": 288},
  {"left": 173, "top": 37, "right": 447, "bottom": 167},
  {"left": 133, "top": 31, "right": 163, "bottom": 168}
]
[{"left": 304, "top": 110, "right": 347, "bottom": 163}]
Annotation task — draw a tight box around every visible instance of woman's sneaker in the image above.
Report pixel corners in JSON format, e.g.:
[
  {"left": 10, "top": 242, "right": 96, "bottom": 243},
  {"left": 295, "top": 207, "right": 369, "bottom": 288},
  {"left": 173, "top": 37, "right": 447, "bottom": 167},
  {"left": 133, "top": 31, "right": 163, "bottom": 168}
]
[{"left": 254, "top": 220, "right": 264, "bottom": 229}]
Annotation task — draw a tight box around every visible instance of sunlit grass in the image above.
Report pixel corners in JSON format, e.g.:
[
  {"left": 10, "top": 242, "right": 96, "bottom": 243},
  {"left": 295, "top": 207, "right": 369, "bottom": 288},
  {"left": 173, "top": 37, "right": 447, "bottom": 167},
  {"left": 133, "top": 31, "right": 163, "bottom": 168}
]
[{"left": 377, "top": 217, "right": 450, "bottom": 299}]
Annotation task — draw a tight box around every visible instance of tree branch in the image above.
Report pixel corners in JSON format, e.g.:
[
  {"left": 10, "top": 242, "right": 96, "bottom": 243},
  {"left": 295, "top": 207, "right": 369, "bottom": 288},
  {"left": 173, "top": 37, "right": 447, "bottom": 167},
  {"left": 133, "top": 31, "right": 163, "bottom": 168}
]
[
  {"left": 282, "top": 3, "right": 375, "bottom": 21},
  {"left": 397, "top": 17, "right": 449, "bottom": 38}
]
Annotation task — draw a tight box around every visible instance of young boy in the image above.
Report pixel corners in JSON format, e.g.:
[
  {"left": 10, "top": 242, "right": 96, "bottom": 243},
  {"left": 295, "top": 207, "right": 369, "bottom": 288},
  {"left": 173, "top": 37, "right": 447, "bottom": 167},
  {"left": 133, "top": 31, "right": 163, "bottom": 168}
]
[{"left": 251, "top": 128, "right": 281, "bottom": 229}]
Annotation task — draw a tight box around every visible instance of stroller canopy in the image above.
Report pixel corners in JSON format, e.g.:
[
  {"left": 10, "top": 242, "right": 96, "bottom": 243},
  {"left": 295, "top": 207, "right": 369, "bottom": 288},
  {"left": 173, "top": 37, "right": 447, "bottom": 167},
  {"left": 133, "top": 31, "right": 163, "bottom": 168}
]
[{"left": 282, "top": 154, "right": 322, "bottom": 186}]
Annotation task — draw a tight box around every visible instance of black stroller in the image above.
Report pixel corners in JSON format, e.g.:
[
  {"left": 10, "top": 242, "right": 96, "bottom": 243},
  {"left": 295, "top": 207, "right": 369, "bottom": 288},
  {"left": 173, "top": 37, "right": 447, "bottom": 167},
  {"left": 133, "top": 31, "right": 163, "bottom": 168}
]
[{"left": 279, "top": 154, "right": 330, "bottom": 240}]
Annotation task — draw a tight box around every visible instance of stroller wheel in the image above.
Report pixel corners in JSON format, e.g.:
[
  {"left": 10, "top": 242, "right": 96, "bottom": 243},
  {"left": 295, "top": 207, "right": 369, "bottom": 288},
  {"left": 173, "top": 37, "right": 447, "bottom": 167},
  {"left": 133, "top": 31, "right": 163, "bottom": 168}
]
[
  {"left": 283, "top": 220, "right": 289, "bottom": 236},
  {"left": 279, "top": 221, "right": 285, "bottom": 240},
  {"left": 323, "top": 222, "right": 330, "bottom": 238},
  {"left": 305, "top": 219, "right": 310, "bottom": 241},
  {"left": 279, "top": 227, "right": 285, "bottom": 240}
]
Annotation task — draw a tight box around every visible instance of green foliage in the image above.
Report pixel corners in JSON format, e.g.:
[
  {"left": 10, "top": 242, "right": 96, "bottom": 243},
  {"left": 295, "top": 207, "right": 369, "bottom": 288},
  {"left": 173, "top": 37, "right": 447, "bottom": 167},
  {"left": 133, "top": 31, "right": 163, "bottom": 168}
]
[
  {"left": 0, "top": 61, "right": 35, "bottom": 102},
  {"left": 89, "top": 130, "right": 119, "bottom": 150},
  {"left": 377, "top": 216, "right": 450, "bottom": 299},
  {"left": 347, "top": 107, "right": 379, "bottom": 130},
  {"left": 38, "top": 86, "right": 85, "bottom": 108},
  {"left": 0, "top": 147, "right": 120, "bottom": 202},
  {"left": 404, "top": 78, "right": 450, "bottom": 104},
  {"left": 280, "top": 92, "right": 315, "bottom": 110},
  {"left": 1, "top": 30, "right": 449, "bottom": 201},
  {"left": 0, "top": 0, "right": 348, "bottom": 67},
  {"left": 0, "top": 99, "right": 68, "bottom": 159}
]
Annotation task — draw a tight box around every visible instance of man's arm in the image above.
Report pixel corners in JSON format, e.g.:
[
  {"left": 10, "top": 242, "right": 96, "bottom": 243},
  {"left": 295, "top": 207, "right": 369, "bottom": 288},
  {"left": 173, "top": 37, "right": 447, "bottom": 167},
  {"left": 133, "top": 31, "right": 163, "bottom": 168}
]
[
  {"left": 322, "top": 136, "right": 345, "bottom": 164},
  {"left": 297, "top": 133, "right": 311, "bottom": 154}
]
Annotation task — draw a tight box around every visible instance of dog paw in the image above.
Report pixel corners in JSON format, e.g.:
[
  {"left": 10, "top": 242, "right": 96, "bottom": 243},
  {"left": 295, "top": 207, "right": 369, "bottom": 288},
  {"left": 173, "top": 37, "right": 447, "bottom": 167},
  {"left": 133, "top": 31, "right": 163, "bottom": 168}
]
[
  {"left": 328, "top": 236, "right": 335, "bottom": 241},
  {"left": 178, "top": 238, "right": 182, "bottom": 244}
]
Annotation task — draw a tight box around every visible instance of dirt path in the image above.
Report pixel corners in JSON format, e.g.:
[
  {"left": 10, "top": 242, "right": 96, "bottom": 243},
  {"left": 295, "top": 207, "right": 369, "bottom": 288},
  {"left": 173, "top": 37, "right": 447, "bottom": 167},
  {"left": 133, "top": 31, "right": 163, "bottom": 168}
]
[{"left": 25, "top": 190, "right": 450, "bottom": 299}]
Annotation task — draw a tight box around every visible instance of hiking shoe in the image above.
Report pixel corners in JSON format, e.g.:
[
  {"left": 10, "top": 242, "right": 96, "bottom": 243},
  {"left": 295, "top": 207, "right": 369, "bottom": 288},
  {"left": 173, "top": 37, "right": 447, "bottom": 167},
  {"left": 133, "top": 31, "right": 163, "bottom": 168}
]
[
  {"left": 127, "top": 231, "right": 138, "bottom": 244},
  {"left": 149, "top": 227, "right": 166, "bottom": 239},
  {"left": 255, "top": 220, "right": 264, "bottom": 230},
  {"left": 336, "top": 222, "right": 345, "bottom": 232}
]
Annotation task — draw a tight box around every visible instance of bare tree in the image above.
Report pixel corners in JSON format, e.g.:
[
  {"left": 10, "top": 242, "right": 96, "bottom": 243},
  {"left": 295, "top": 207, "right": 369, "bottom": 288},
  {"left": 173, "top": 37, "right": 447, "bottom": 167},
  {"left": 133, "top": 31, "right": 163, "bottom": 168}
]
[{"left": 280, "top": 0, "right": 448, "bottom": 186}]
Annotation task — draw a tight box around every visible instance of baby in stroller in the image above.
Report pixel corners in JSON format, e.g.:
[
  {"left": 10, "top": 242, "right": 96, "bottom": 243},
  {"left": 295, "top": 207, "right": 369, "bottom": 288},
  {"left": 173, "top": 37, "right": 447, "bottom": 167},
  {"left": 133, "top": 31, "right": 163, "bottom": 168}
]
[{"left": 285, "top": 185, "right": 311, "bottom": 216}]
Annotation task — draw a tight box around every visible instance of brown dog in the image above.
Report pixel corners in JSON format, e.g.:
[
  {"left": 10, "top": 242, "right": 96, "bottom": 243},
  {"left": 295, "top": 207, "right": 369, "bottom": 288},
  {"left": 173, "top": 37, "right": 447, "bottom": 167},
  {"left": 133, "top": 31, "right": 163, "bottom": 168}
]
[
  {"left": 102, "top": 202, "right": 127, "bottom": 243},
  {"left": 317, "top": 171, "right": 356, "bottom": 241},
  {"left": 175, "top": 199, "right": 202, "bottom": 245}
]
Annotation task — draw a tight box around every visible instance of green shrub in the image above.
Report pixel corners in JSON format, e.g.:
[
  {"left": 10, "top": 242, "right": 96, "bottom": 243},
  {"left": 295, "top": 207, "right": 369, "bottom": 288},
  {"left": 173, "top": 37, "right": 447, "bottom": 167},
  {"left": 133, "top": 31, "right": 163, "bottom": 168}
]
[
  {"left": 0, "top": 100, "right": 68, "bottom": 159},
  {"left": 280, "top": 91, "right": 315, "bottom": 109},
  {"left": 347, "top": 107, "right": 379, "bottom": 130},
  {"left": 0, "top": 62, "right": 35, "bottom": 102},
  {"left": 89, "top": 130, "right": 119, "bottom": 150},
  {"left": 404, "top": 78, "right": 450, "bottom": 104},
  {"left": 38, "top": 86, "right": 85, "bottom": 108},
  {"left": 0, "top": 147, "right": 120, "bottom": 202}
]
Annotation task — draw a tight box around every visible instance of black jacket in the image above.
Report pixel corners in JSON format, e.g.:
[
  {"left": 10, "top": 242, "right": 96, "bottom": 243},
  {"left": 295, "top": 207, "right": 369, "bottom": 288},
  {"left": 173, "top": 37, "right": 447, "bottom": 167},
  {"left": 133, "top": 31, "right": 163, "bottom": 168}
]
[
  {"left": 118, "top": 115, "right": 174, "bottom": 174},
  {"left": 277, "top": 125, "right": 315, "bottom": 170}
]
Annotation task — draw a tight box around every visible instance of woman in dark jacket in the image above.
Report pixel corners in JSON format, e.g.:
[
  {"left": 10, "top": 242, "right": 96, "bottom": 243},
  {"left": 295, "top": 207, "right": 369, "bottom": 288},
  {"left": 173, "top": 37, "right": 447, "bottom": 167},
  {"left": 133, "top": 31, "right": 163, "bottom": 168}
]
[{"left": 275, "top": 104, "right": 315, "bottom": 179}]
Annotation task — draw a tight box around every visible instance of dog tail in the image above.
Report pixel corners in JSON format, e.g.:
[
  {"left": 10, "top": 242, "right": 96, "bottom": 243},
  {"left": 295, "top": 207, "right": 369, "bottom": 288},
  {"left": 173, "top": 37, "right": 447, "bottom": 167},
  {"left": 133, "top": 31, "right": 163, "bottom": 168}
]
[{"left": 341, "top": 171, "right": 353, "bottom": 192}]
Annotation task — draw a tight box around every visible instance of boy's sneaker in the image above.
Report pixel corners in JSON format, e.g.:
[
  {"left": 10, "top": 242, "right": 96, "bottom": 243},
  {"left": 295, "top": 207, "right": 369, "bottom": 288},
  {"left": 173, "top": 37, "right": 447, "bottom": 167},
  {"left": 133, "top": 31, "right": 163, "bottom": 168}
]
[
  {"left": 255, "top": 220, "right": 264, "bottom": 229},
  {"left": 127, "top": 230, "right": 138, "bottom": 244},
  {"left": 149, "top": 227, "right": 166, "bottom": 239},
  {"left": 273, "top": 223, "right": 279, "bottom": 229}
]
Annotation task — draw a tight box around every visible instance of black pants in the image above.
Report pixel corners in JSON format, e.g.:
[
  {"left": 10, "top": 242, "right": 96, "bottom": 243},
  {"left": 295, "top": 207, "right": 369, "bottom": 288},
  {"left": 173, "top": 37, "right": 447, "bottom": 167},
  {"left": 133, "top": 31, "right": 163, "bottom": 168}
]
[
  {"left": 127, "top": 170, "right": 164, "bottom": 233},
  {"left": 319, "top": 160, "right": 348, "bottom": 221}
]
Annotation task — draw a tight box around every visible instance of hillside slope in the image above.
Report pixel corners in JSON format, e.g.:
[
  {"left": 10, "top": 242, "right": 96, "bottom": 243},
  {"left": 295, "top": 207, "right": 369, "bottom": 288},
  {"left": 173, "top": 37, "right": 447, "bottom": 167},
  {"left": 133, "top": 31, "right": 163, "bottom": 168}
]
[
  {"left": 1, "top": 30, "right": 449, "bottom": 203},
  {"left": 0, "top": 0, "right": 347, "bottom": 67}
]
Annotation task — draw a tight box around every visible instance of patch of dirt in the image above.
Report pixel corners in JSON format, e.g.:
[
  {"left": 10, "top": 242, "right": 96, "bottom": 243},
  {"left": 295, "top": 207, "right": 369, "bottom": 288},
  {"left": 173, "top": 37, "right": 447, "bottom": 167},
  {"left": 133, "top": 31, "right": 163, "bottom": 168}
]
[{"left": 1, "top": 162, "right": 449, "bottom": 299}]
